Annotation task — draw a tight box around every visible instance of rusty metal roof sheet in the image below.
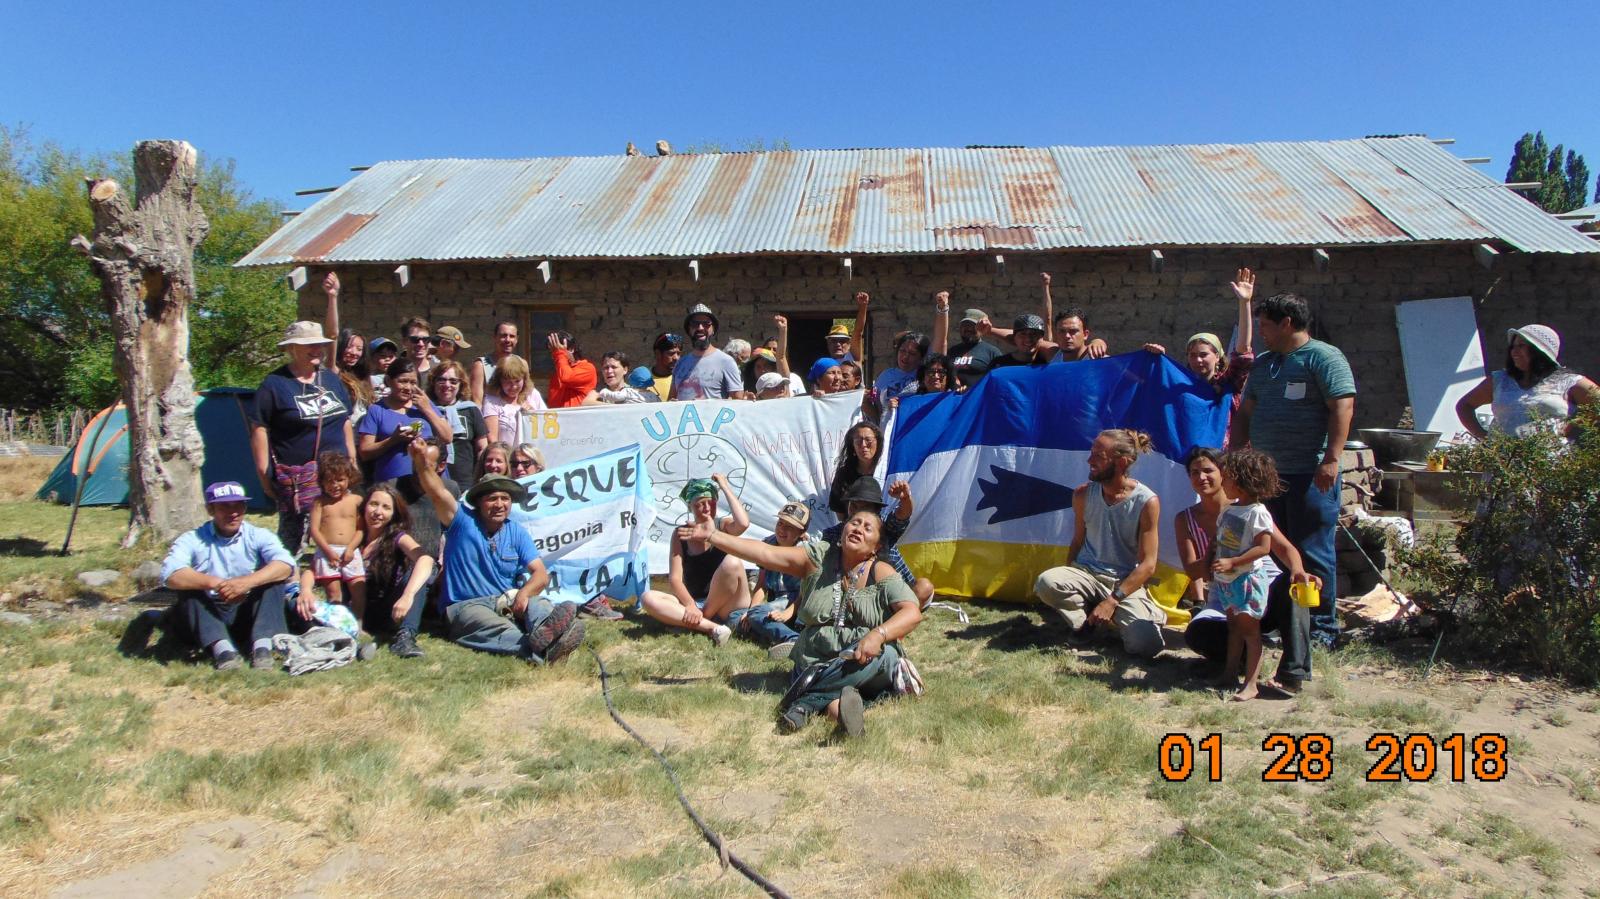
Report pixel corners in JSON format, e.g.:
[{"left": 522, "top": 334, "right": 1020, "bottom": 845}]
[{"left": 238, "top": 137, "right": 1600, "bottom": 266}]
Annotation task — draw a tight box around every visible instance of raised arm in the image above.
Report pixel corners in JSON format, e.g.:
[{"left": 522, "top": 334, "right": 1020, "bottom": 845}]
[
  {"left": 407, "top": 436, "right": 460, "bottom": 527},
  {"left": 714, "top": 473, "right": 750, "bottom": 536},
  {"left": 1040, "top": 272, "right": 1053, "bottom": 334},
  {"left": 1230, "top": 267, "right": 1255, "bottom": 354},
  {"left": 774, "top": 314, "right": 793, "bottom": 380},
  {"left": 851, "top": 292, "right": 869, "bottom": 362},
  {"left": 932, "top": 292, "right": 950, "bottom": 355},
  {"left": 323, "top": 272, "right": 341, "bottom": 360}
]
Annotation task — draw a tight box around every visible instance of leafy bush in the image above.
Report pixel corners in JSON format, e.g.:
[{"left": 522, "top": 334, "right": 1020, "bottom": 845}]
[{"left": 1401, "top": 407, "right": 1600, "bottom": 682}]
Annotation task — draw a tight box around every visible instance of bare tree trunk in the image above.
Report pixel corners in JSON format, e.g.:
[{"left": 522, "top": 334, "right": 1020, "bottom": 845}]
[{"left": 72, "top": 140, "right": 210, "bottom": 547}]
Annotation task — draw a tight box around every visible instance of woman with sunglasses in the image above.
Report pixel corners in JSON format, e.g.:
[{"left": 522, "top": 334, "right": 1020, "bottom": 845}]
[
  {"left": 428, "top": 360, "right": 488, "bottom": 488},
  {"left": 510, "top": 444, "right": 546, "bottom": 478}
]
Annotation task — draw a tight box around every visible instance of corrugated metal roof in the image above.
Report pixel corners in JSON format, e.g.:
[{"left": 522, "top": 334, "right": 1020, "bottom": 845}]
[{"left": 238, "top": 137, "right": 1600, "bottom": 266}]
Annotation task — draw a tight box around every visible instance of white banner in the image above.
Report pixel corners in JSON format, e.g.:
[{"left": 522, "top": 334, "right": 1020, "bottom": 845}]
[
  {"left": 506, "top": 444, "right": 655, "bottom": 604},
  {"left": 523, "top": 392, "right": 861, "bottom": 572}
]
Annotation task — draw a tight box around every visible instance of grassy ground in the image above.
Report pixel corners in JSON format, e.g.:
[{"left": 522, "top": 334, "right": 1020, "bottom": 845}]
[{"left": 1, "top": 458, "right": 1598, "bottom": 897}]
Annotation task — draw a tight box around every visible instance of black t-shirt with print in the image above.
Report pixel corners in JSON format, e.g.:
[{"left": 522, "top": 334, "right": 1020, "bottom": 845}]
[
  {"left": 947, "top": 339, "right": 1004, "bottom": 388},
  {"left": 250, "top": 366, "right": 353, "bottom": 466}
]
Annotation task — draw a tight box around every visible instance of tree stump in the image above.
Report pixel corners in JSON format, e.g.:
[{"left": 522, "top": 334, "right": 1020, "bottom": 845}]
[{"left": 72, "top": 140, "right": 210, "bottom": 546}]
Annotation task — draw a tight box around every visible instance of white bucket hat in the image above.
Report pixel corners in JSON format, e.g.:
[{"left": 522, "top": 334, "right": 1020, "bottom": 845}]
[
  {"left": 278, "top": 321, "right": 332, "bottom": 347},
  {"left": 1507, "top": 324, "right": 1560, "bottom": 364}
]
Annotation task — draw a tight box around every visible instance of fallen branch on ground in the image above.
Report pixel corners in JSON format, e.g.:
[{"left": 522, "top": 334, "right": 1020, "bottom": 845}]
[{"left": 590, "top": 648, "right": 791, "bottom": 899}]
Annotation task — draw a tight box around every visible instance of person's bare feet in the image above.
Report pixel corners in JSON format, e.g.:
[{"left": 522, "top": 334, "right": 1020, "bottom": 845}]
[{"left": 1231, "top": 681, "right": 1259, "bottom": 702}]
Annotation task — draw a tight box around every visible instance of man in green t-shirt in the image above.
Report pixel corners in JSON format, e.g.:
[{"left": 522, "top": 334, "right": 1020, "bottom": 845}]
[{"left": 1231, "top": 292, "right": 1355, "bottom": 690}]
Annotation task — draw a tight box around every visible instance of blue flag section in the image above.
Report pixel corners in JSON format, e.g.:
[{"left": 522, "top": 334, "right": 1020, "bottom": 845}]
[
  {"left": 506, "top": 443, "right": 656, "bottom": 606},
  {"left": 885, "top": 352, "right": 1230, "bottom": 604}
]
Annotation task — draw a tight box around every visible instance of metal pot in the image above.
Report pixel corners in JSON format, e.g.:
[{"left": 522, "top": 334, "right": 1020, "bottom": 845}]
[{"left": 1357, "top": 429, "right": 1441, "bottom": 467}]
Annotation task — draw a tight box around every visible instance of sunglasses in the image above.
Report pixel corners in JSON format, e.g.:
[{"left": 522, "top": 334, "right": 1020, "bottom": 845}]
[
  {"left": 512, "top": 458, "right": 536, "bottom": 470},
  {"left": 408, "top": 335, "right": 431, "bottom": 344},
  {"left": 926, "top": 369, "right": 950, "bottom": 377},
  {"left": 433, "top": 377, "right": 461, "bottom": 384}
]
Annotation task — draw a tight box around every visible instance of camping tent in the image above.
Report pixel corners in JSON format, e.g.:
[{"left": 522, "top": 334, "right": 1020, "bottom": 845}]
[{"left": 37, "top": 388, "right": 272, "bottom": 511}]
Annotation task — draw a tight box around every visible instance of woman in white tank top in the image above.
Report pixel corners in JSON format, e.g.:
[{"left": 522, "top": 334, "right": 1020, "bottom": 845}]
[{"left": 1455, "top": 324, "right": 1599, "bottom": 440}]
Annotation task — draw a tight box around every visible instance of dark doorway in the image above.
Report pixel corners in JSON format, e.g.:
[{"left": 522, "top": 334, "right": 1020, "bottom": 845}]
[{"left": 781, "top": 310, "right": 870, "bottom": 382}]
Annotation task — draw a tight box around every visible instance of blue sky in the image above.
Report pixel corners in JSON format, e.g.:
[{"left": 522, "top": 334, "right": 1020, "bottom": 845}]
[{"left": 5, "top": 0, "right": 1596, "bottom": 208}]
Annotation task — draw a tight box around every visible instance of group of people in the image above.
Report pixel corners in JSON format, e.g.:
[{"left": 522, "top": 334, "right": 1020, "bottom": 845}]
[{"left": 122, "top": 262, "right": 1599, "bottom": 728}]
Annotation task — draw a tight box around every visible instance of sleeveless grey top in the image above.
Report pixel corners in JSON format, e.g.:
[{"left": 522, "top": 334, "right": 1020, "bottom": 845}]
[{"left": 1076, "top": 481, "right": 1155, "bottom": 579}]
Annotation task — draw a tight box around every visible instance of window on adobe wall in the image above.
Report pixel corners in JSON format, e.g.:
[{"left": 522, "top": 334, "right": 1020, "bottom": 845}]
[{"left": 516, "top": 306, "right": 576, "bottom": 380}]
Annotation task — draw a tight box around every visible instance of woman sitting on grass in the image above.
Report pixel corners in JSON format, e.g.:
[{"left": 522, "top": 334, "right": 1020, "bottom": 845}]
[
  {"left": 679, "top": 507, "right": 923, "bottom": 738},
  {"left": 639, "top": 475, "right": 751, "bottom": 646},
  {"left": 357, "top": 483, "right": 434, "bottom": 658}
]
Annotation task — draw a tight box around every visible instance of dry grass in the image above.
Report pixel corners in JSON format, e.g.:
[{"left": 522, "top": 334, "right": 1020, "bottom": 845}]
[
  {"left": 1, "top": 453, "right": 1599, "bottom": 897},
  {"left": 0, "top": 456, "right": 56, "bottom": 502}
]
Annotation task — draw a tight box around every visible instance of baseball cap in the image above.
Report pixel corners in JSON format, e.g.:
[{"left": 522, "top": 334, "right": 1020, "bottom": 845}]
[
  {"left": 755, "top": 372, "right": 787, "bottom": 393},
  {"left": 434, "top": 325, "right": 472, "bottom": 349},
  {"left": 626, "top": 366, "right": 655, "bottom": 388},
  {"left": 204, "top": 481, "right": 249, "bottom": 504},
  {"left": 653, "top": 332, "right": 684, "bottom": 351},
  {"left": 777, "top": 501, "right": 811, "bottom": 529},
  {"left": 277, "top": 321, "right": 332, "bottom": 347},
  {"left": 960, "top": 308, "right": 987, "bottom": 325},
  {"left": 368, "top": 337, "right": 398, "bottom": 355},
  {"left": 1014, "top": 314, "right": 1046, "bottom": 333}
]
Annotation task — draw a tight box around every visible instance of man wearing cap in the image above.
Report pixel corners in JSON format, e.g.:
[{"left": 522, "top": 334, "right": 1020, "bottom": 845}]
[
  {"left": 405, "top": 437, "right": 586, "bottom": 663},
  {"left": 673, "top": 305, "right": 749, "bottom": 400},
  {"left": 808, "top": 292, "right": 870, "bottom": 377},
  {"left": 431, "top": 325, "right": 472, "bottom": 384},
  {"left": 250, "top": 321, "right": 356, "bottom": 555},
  {"left": 649, "top": 332, "right": 683, "bottom": 402},
  {"left": 1231, "top": 292, "right": 1356, "bottom": 671},
  {"left": 947, "top": 308, "right": 1013, "bottom": 389},
  {"left": 142, "top": 481, "right": 298, "bottom": 670},
  {"left": 989, "top": 314, "right": 1058, "bottom": 370}
]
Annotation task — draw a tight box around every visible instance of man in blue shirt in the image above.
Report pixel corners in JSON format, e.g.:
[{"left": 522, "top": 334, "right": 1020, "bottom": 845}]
[
  {"left": 145, "top": 481, "right": 297, "bottom": 670},
  {"left": 406, "top": 437, "right": 585, "bottom": 663}
]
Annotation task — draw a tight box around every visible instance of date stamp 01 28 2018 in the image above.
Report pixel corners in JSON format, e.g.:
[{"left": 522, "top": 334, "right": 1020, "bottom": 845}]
[{"left": 1157, "top": 733, "right": 1510, "bottom": 784}]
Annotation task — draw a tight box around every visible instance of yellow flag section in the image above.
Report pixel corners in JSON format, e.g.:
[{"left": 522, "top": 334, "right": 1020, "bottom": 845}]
[
  {"left": 882, "top": 352, "right": 1228, "bottom": 613},
  {"left": 898, "top": 540, "right": 1191, "bottom": 622}
]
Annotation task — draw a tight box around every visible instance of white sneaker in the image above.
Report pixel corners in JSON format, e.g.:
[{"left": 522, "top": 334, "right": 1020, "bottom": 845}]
[
  {"left": 710, "top": 624, "right": 732, "bottom": 647},
  {"left": 767, "top": 640, "right": 798, "bottom": 660}
]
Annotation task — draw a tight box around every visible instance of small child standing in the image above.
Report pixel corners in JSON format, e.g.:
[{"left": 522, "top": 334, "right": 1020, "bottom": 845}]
[
  {"left": 307, "top": 453, "right": 368, "bottom": 621},
  {"left": 1212, "top": 448, "right": 1284, "bottom": 702}
]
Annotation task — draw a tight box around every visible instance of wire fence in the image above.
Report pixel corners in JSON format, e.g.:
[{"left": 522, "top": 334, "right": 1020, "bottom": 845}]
[{"left": 0, "top": 408, "right": 89, "bottom": 448}]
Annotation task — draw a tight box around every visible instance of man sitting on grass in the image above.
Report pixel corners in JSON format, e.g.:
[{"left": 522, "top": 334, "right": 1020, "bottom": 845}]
[
  {"left": 133, "top": 481, "right": 298, "bottom": 671},
  {"left": 405, "top": 436, "right": 586, "bottom": 664}
]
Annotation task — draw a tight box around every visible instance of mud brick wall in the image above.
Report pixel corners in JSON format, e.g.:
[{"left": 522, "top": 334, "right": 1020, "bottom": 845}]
[{"left": 304, "top": 245, "right": 1600, "bottom": 431}]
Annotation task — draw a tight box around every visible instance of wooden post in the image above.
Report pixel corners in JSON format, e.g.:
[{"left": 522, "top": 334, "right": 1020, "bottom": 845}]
[{"left": 71, "top": 140, "right": 210, "bottom": 546}]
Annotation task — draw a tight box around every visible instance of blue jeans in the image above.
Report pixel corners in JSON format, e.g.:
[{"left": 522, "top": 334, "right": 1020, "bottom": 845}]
[
  {"left": 1268, "top": 472, "right": 1340, "bottom": 650},
  {"left": 444, "top": 595, "right": 557, "bottom": 662},
  {"left": 726, "top": 601, "right": 800, "bottom": 646}
]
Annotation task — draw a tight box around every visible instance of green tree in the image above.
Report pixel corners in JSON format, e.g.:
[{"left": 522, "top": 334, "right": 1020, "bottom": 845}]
[
  {"left": 1504, "top": 131, "right": 1589, "bottom": 214},
  {"left": 0, "top": 127, "right": 292, "bottom": 411}
]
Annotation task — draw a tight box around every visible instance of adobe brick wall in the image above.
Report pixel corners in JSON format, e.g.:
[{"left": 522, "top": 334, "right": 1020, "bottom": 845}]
[{"left": 303, "top": 245, "right": 1600, "bottom": 432}]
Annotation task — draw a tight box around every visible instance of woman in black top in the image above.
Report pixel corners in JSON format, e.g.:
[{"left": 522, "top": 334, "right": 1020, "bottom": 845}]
[{"left": 638, "top": 474, "right": 751, "bottom": 646}]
